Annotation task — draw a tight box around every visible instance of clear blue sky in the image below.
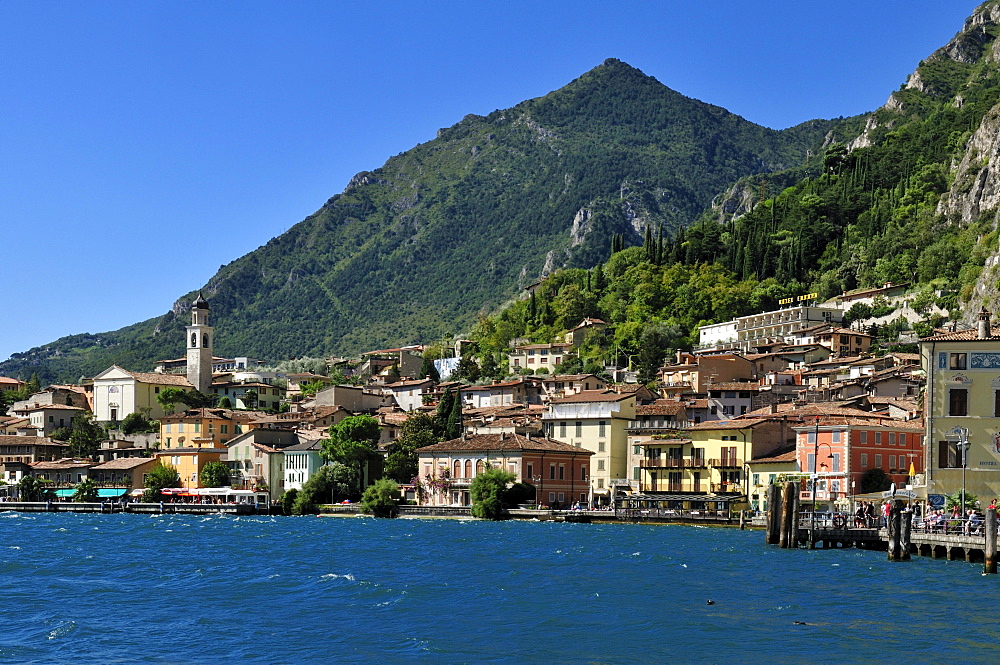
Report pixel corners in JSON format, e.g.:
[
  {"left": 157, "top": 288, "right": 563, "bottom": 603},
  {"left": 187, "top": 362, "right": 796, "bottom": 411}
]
[{"left": 0, "top": 0, "right": 983, "bottom": 362}]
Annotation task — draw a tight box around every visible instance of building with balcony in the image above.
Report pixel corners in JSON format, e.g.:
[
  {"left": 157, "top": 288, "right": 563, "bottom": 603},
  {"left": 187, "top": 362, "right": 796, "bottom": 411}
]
[
  {"left": 535, "top": 374, "right": 607, "bottom": 402},
  {"left": 628, "top": 417, "right": 796, "bottom": 510},
  {"left": 415, "top": 433, "right": 593, "bottom": 508}
]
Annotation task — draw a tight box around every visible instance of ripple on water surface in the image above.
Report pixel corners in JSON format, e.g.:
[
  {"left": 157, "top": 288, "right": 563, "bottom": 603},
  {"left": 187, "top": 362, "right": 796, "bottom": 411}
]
[{"left": 1, "top": 513, "right": 998, "bottom": 664}]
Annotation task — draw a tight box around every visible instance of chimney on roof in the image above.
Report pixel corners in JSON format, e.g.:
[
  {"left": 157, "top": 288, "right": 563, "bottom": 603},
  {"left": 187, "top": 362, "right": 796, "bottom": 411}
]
[
  {"left": 979, "top": 307, "right": 992, "bottom": 339},
  {"left": 500, "top": 431, "right": 506, "bottom": 440},
  {"left": 770, "top": 402, "right": 778, "bottom": 415}
]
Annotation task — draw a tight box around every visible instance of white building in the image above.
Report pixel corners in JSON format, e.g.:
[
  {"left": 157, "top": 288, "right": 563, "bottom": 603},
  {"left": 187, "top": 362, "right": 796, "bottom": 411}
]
[{"left": 91, "top": 366, "right": 192, "bottom": 423}]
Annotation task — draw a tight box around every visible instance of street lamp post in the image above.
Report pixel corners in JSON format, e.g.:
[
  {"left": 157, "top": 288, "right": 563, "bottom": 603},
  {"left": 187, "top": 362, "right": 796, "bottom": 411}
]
[{"left": 947, "top": 427, "right": 970, "bottom": 514}]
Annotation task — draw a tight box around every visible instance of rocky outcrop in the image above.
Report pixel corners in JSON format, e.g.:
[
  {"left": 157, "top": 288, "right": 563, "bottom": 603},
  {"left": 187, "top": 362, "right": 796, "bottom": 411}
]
[
  {"left": 851, "top": 2, "right": 1000, "bottom": 151},
  {"left": 937, "top": 103, "right": 1000, "bottom": 224}
]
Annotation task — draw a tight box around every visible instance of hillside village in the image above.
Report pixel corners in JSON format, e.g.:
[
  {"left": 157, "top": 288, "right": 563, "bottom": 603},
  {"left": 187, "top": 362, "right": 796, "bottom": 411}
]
[{"left": 0, "top": 285, "right": 998, "bottom": 518}]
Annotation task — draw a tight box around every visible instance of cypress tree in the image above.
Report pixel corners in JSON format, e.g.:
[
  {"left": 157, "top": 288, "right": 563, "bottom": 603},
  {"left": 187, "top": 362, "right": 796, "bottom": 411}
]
[
  {"left": 446, "top": 392, "right": 463, "bottom": 440},
  {"left": 436, "top": 386, "right": 455, "bottom": 433}
]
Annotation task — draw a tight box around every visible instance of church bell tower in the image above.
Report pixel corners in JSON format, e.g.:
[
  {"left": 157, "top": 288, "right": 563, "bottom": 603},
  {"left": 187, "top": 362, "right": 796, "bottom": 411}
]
[{"left": 186, "top": 294, "right": 213, "bottom": 394}]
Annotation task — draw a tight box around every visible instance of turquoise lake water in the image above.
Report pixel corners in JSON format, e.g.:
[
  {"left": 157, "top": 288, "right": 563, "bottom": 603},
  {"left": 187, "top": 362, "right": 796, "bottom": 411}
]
[{"left": 0, "top": 512, "right": 996, "bottom": 664}]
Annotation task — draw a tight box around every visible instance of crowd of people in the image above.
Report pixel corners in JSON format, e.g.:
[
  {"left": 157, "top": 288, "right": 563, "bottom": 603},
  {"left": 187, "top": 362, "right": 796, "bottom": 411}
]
[{"left": 850, "top": 498, "right": 999, "bottom": 535}]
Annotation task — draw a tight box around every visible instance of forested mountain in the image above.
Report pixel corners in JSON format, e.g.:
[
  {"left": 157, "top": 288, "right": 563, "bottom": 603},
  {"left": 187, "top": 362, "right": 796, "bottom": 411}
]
[
  {"left": 1, "top": 59, "right": 845, "bottom": 383},
  {"left": 468, "top": 1, "right": 1000, "bottom": 374}
]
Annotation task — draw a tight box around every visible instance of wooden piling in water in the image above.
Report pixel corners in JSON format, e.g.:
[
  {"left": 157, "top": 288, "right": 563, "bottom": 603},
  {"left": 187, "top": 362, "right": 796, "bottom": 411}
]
[
  {"left": 899, "top": 506, "right": 911, "bottom": 562},
  {"left": 986, "top": 510, "right": 998, "bottom": 575},
  {"left": 787, "top": 491, "right": 799, "bottom": 548},
  {"left": 766, "top": 485, "right": 780, "bottom": 545},
  {"left": 887, "top": 500, "right": 903, "bottom": 561},
  {"left": 739, "top": 510, "right": 746, "bottom": 530},
  {"left": 779, "top": 482, "right": 795, "bottom": 548}
]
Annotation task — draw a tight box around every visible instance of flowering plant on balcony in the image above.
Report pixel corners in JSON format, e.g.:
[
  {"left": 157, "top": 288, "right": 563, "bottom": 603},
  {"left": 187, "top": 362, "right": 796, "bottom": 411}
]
[{"left": 424, "top": 468, "right": 452, "bottom": 494}]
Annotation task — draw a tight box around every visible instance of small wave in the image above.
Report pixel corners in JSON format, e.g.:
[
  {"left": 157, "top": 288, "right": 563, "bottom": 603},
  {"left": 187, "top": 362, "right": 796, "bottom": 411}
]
[
  {"left": 46, "top": 621, "right": 77, "bottom": 640},
  {"left": 320, "top": 573, "right": 356, "bottom": 581}
]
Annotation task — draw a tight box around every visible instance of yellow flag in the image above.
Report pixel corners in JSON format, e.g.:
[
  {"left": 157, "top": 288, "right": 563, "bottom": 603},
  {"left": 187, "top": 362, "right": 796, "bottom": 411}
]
[{"left": 909, "top": 461, "right": 915, "bottom": 476}]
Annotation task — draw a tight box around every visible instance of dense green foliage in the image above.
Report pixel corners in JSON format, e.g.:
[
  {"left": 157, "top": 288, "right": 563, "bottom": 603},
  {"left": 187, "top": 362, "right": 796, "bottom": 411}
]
[
  {"left": 199, "top": 461, "right": 232, "bottom": 488},
  {"left": 470, "top": 467, "right": 517, "bottom": 520},
  {"left": 73, "top": 479, "right": 99, "bottom": 503},
  {"left": 141, "top": 462, "right": 180, "bottom": 502},
  {"left": 360, "top": 478, "right": 400, "bottom": 517},
  {"left": 384, "top": 413, "right": 440, "bottom": 483},
  {"left": 292, "top": 463, "right": 358, "bottom": 513},
  {"left": 68, "top": 412, "right": 105, "bottom": 459},
  {"left": 17, "top": 475, "right": 54, "bottom": 502},
  {"left": 320, "top": 415, "right": 381, "bottom": 494},
  {"left": 120, "top": 410, "right": 158, "bottom": 435},
  {"left": 0, "top": 60, "right": 837, "bottom": 384}
]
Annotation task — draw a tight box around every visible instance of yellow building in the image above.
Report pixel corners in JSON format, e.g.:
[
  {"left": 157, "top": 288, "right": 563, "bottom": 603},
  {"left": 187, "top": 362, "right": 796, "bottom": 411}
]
[
  {"left": 745, "top": 446, "right": 797, "bottom": 512},
  {"left": 153, "top": 447, "right": 227, "bottom": 489},
  {"left": 543, "top": 391, "right": 635, "bottom": 506},
  {"left": 629, "top": 418, "right": 794, "bottom": 509},
  {"left": 920, "top": 310, "right": 1000, "bottom": 501},
  {"left": 159, "top": 408, "right": 251, "bottom": 448}
]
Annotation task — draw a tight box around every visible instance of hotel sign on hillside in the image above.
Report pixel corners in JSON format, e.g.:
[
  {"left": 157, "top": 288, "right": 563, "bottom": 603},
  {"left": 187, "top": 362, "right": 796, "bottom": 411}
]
[{"left": 777, "top": 293, "right": 818, "bottom": 306}]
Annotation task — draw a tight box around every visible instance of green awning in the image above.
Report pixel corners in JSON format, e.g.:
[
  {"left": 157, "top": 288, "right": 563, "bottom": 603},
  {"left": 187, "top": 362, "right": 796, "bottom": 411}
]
[
  {"left": 98, "top": 489, "right": 126, "bottom": 498},
  {"left": 54, "top": 489, "right": 74, "bottom": 497}
]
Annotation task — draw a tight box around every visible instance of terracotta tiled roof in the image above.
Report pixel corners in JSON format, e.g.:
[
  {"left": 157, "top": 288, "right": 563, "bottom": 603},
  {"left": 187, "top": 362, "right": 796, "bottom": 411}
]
[
  {"left": 921, "top": 324, "right": 1000, "bottom": 342},
  {"left": 635, "top": 401, "right": 686, "bottom": 416},
  {"left": 91, "top": 457, "right": 158, "bottom": 470},
  {"left": 686, "top": 419, "right": 777, "bottom": 431},
  {"left": 384, "top": 379, "right": 434, "bottom": 388},
  {"left": 707, "top": 382, "right": 760, "bottom": 391},
  {"left": 0, "top": 435, "right": 67, "bottom": 447},
  {"left": 0, "top": 377, "right": 23, "bottom": 385},
  {"left": 17, "top": 404, "right": 85, "bottom": 412},
  {"left": 747, "top": 446, "right": 798, "bottom": 465},
  {"left": 539, "top": 374, "right": 602, "bottom": 383},
  {"left": 123, "top": 371, "right": 193, "bottom": 387},
  {"left": 31, "top": 458, "right": 97, "bottom": 470},
  {"left": 417, "top": 433, "right": 593, "bottom": 455}
]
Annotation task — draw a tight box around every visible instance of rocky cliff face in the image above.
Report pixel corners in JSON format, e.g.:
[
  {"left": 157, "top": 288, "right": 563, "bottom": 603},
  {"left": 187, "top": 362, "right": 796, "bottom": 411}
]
[{"left": 851, "top": 2, "right": 1000, "bottom": 151}]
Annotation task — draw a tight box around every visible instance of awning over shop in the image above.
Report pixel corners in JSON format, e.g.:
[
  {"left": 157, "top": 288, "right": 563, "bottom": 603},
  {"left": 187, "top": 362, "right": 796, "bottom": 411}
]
[
  {"left": 97, "top": 489, "right": 126, "bottom": 498},
  {"left": 54, "top": 489, "right": 74, "bottom": 498}
]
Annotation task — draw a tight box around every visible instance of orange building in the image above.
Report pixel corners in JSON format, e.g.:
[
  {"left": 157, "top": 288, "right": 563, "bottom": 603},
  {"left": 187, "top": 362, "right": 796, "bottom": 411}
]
[{"left": 416, "top": 433, "right": 594, "bottom": 508}]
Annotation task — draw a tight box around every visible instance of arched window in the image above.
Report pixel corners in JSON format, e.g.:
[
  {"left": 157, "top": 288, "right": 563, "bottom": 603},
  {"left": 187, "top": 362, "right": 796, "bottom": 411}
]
[
  {"left": 453, "top": 460, "right": 462, "bottom": 478},
  {"left": 476, "top": 460, "right": 484, "bottom": 476},
  {"left": 191, "top": 333, "right": 197, "bottom": 347},
  {"left": 465, "top": 459, "right": 472, "bottom": 478},
  {"left": 203, "top": 333, "right": 210, "bottom": 348}
]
